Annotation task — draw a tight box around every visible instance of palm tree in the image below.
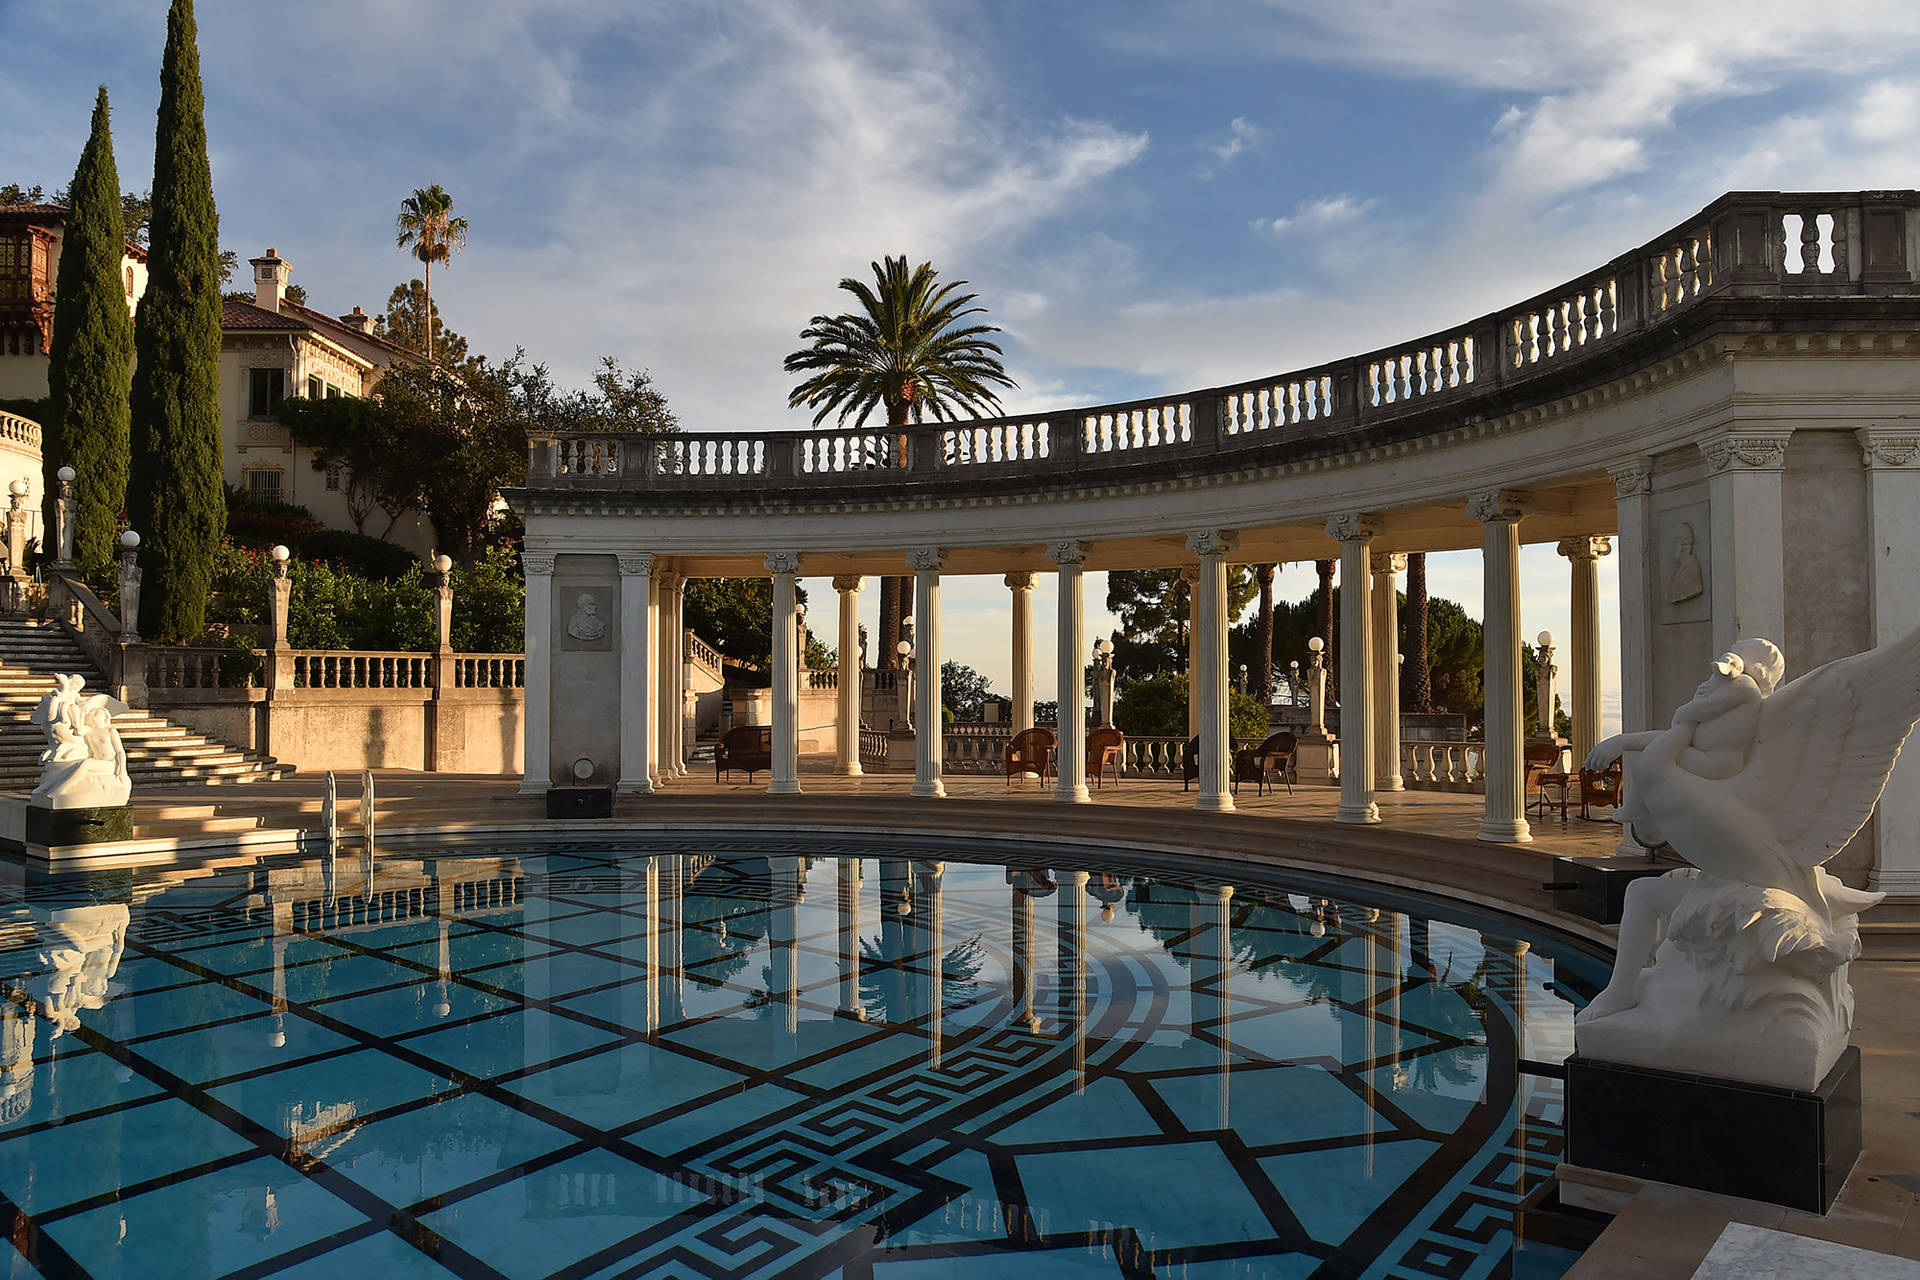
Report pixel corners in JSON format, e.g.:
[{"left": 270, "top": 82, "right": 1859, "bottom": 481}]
[
  {"left": 394, "top": 184, "right": 468, "bottom": 363},
  {"left": 785, "top": 255, "right": 1017, "bottom": 662},
  {"left": 1254, "top": 564, "right": 1276, "bottom": 702},
  {"left": 1316, "top": 559, "right": 1336, "bottom": 693},
  {"left": 1405, "top": 552, "right": 1434, "bottom": 713}
]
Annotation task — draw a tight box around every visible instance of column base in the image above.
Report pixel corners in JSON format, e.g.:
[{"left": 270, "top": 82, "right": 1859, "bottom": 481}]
[
  {"left": 769, "top": 779, "right": 804, "bottom": 796},
  {"left": 517, "top": 776, "right": 548, "bottom": 796},
  {"left": 911, "top": 779, "right": 946, "bottom": 798},
  {"left": 1335, "top": 802, "right": 1380, "bottom": 824},
  {"left": 1054, "top": 784, "right": 1091, "bottom": 804},
  {"left": 1195, "top": 793, "right": 1235, "bottom": 813},
  {"left": 1378, "top": 774, "right": 1405, "bottom": 792},
  {"left": 1479, "top": 817, "right": 1533, "bottom": 843},
  {"left": 618, "top": 778, "right": 654, "bottom": 795},
  {"left": 832, "top": 762, "right": 864, "bottom": 777}
]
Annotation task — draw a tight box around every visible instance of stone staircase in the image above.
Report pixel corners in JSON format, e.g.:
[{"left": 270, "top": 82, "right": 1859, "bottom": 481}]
[{"left": 0, "top": 620, "right": 291, "bottom": 791}]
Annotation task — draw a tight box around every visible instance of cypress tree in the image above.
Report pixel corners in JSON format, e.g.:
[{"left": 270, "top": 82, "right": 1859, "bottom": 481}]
[
  {"left": 128, "top": 0, "right": 225, "bottom": 642},
  {"left": 46, "top": 86, "right": 134, "bottom": 578}
]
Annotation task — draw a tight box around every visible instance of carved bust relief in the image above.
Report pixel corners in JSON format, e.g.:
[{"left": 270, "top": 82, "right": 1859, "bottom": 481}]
[
  {"left": 1667, "top": 522, "right": 1704, "bottom": 604},
  {"left": 566, "top": 592, "right": 607, "bottom": 641}
]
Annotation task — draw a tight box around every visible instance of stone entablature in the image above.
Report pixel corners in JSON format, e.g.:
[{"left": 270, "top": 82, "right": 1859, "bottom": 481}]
[{"left": 519, "top": 192, "right": 1920, "bottom": 509}]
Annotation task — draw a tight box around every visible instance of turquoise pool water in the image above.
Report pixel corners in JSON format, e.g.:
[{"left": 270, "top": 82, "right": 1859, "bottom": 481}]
[{"left": 0, "top": 838, "right": 1607, "bottom": 1279}]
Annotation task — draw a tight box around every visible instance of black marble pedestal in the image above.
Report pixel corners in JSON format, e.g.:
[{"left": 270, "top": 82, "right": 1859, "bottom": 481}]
[
  {"left": 1543, "top": 854, "right": 1674, "bottom": 924},
  {"left": 546, "top": 786, "right": 613, "bottom": 819},
  {"left": 25, "top": 804, "right": 134, "bottom": 847},
  {"left": 1565, "top": 1049, "right": 1862, "bottom": 1213}
]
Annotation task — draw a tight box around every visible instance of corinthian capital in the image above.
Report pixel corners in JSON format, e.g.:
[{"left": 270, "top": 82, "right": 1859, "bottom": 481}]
[
  {"left": 1324, "top": 513, "right": 1381, "bottom": 543},
  {"left": 832, "top": 574, "right": 865, "bottom": 592},
  {"left": 1699, "top": 430, "right": 1791, "bottom": 474},
  {"left": 520, "top": 552, "right": 556, "bottom": 577},
  {"left": 1607, "top": 457, "right": 1652, "bottom": 498},
  {"left": 1556, "top": 536, "right": 1612, "bottom": 562},
  {"left": 765, "top": 551, "right": 802, "bottom": 576},
  {"left": 1858, "top": 428, "right": 1920, "bottom": 470},
  {"left": 1046, "top": 540, "right": 1087, "bottom": 567},
  {"left": 618, "top": 554, "right": 655, "bottom": 577},
  {"left": 1185, "top": 529, "right": 1237, "bottom": 559},
  {"left": 906, "top": 547, "right": 946, "bottom": 572},
  {"left": 1466, "top": 489, "right": 1533, "bottom": 523},
  {"left": 1003, "top": 571, "right": 1036, "bottom": 591}
]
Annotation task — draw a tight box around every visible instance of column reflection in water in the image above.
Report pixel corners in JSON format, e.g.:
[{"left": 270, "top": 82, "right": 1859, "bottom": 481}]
[
  {"left": 1190, "top": 882, "right": 1234, "bottom": 1129},
  {"left": 1057, "top": 870, "right": 1089, "bottom": 1093},
  {"left": 620, "top": 855, "right": 658, "bottom": 1037},
  {"left": 1509, "top": 938, "right": 1531, "bottom": 1166},
  {"left": 661, "top": 854, "right": 686, "bottom": 1025},
  {"left": 836, "top": 858, "right": 865, "bottom": 1022},
  {"left": 1385, "top": 910, "right": 1406, "bottom": 1091},
  {"left": 878, "top": 859, "right": 912, "bottom": 1026},
  {"left": 1008, "top": 871, "right": 1045, "bottom": 1033},
  {"left": 770, "top": 856, "right": 802, "bottom": 1051},
  {"left": 915, "top": 861, "right": 945, "bottom": 1067}
]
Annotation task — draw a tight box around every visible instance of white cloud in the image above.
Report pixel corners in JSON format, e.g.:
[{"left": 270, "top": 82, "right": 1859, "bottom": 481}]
[
  {"left": 1252, "top": 194, "right": 1376, "bottom": 238},
  {"left": 1199, "top": 115, "right": 1263, "bottom": 175}
]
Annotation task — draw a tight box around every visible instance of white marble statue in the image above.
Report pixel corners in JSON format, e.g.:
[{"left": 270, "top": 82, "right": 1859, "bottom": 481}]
[
  {"left": 28, "top": 674, "right": 130, "bottom": 810},
  {"left": 1576, "top": 632, "right": 1920, "bottom": 1091}
]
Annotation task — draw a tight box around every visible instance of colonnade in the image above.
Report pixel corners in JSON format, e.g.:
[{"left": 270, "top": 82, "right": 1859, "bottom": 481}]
[{"left": 523, "top": 503, "right": 1613, "bottom": 846}]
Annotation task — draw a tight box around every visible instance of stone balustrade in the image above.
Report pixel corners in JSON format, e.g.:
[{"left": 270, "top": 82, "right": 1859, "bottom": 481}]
[
  {"left": 0, "top": 412, "right": 41, "bottom": 452},
  {"left": 523, "top": 193, "right": 1919, "bottom": 500},
  {"left": 1401, "top": 740, "right": 1488, "bottom": 792}
]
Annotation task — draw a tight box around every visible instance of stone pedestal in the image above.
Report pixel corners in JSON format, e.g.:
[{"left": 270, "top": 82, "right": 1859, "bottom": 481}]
[
  {"left": 1294, "top": 732, "right": 1337, "bottom": 786},
  {"left": 545, "top": 787, "right": 613, "bottom": 820},
  {"left": 1541, "top": 854, "right": 1671, "bottom": 925},
  {"left": 1563, "top": 1048, "right": 1862, "bottom": 1214},
  {"left": 25, "top": 804, "right": 134, "bottom": 848}
]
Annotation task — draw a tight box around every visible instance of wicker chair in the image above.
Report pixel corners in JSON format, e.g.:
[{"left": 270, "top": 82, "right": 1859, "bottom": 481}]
[
  {"left": 1005, "top": 727, "right": 1056, "bottom": 787},
  {"left": 1234, "top": 731, "right": 1297, "bottom": 796},
  {"left": 715, "top": 725, "right": 773, "bottom": 782},
  {"left": 1087, "top": 726, "right": 1126, "bottom": 788},
  {"left": 1181, "top": 734, "right": 1201, "bottom": 790},
  {"left": 1524, "top": 739, "right": 1568, "bottom": 817},
  {"left": 1578, "top": 756, "right": 1625, "bottom": 819}
]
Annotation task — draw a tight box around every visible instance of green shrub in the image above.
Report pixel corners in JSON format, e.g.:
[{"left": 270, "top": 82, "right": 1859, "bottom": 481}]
[
  {"left": 298, "top": 529, "right": 419, "bottom": 581},
  {"left": 451, "top": 546, "right": 525, "bottom": 652},
  {"left": 1115, "top": 673, "right": 1269, "bottom": 739}
]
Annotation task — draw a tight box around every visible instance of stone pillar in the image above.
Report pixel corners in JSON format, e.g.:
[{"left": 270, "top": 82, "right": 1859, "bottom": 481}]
[
  {"left": 907, "top": 548, "right": 945, "bottom": 798},
  {"left": 52, "top": 466, "right": 74, "bottom": 569},
  {"left": 1188, "top": 530, "right": 1236, "bottom": 813},
  {"left": 618, "top": 553, "right": 655, "bottom": 794},
  {"left": 667, "top": 576, "right": 687, "bottom": 777},
  {"left": 519, "top": 553, "right": 553, "bottom": 794},
  {"left": 5, "top": 482, "right": 27, "bottom": 580},
  {"left": 1607, "top": 461, "right": 1654, "bottom": 734},
  {"left": 116, "top": 532, "right": 142, "bottom": 644},
  {"left": 1370, "top": 551, "right": 1405, "bottom": 792},
  {"left": 1007, "top": 572, "right": 1035, "bottom": 733},
  {"left": 834, "top": 575, "right": 864, "bottom": 776},
  {"left": 266, "top": 551, "right": 294, "bottom": 692},
  {"left": 1048, "top": 540, "right": 1090, "bottom": 803},
  {"left": 1861, "top": 431, "right": 1920, "bottom": 896},
  {"left": 1327, "top": 515, "right": 1380, "bottom": 823},
  {"left": 1091, "top": 646, "right": 1116, "bottom": 728},
  {"left": 1532, "top": 634, "right": 1558, "bottom": 743},
  {"left": 1559, "top": 537, "right": 1610, "bottom": 765},
  {"left": 1700, "top": 430, "right": 1792, "bottom": 654},
  {"left": 767, "top": 551, "right": 802, "bottom": 795},
  {"left": 1471, "top": 489, "right": 1533, "bottom": 844},
  {"left": 1182, "top": 566, "right": 1201, "bottom": 737}
]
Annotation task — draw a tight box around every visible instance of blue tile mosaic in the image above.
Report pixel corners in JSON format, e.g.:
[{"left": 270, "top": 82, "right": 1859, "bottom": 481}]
[{"left": 0, "top": 840, "right": 1606, "bottom": 1278}]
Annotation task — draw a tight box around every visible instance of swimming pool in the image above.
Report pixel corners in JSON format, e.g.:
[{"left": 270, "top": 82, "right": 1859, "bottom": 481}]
[{"left": 0, "top": 837, "right": 1609, "bottom": 1278}]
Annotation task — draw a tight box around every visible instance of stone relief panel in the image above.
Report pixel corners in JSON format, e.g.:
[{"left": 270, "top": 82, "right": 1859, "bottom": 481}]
[
  {"left": 1655, "top": 501, "right": 1711, "bottom": 625},
  {"left": 551, "top": 554, "right": 620, "bottom": 786}
]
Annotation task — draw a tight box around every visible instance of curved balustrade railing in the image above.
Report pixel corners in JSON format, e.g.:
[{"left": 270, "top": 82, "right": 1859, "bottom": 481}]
[
  {"left": 1401, "top": 741, "right": 1487, "bottom": 792},
  {"left": 0, "top": 412, "right": 42, "bottom": 454},
  {"left": 524, "top": 193, "right": 1920, "bottom": 499}
]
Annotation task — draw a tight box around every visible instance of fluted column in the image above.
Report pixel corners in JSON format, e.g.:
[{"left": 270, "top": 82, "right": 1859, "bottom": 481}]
[
  {"left": 519, "top": 552, "right": 555, "bottom": 793},
  {"left": 833, "top": 575, "right": 864, "bottom": 776},
  {"left": 908, "top": 548, "right": 946, "bottom": 798},
  {"left": 1049, "top": 541, "right": 1090, "bottom": 803},
  {"left": 1558, "top": 537, "right": 1610, "bottom": 765},
  {"left": 1188, "top": 530, "right": 1236, "bottom": 813},
  {"left": 1471, "top": 490, "right": 1533, "bottom": 843},
  {"left": 1327, "top": 515, "right": 1380, "bottom": 823},
  {"left": 1370, "top": 551, "right": 1406, "bottom": 792},
  {"left": 1182, "top": 566, "right": 1201, "bottom": 737},
  {"left": 767, "top": 551, "right": 802, "bottom": 795},
  {"left": 618, "top": 554, "right": 655, "bottom": 794},
  {"left": 652, "top": 572, "right": 676, "bottom": 787},
  {"left": 1861, "top": 430, "right": 1920, "bottom": 896},
  {"left": 1007, "top": 572, "right": 1035, "bottom": 733},
  {"left": 668, "top": 576, "right": 687, "bottom": 776}
]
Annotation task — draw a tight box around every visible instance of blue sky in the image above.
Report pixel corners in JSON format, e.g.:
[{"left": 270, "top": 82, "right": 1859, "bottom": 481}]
[{"left": 8, "top": 1, "right": 1920, "bottom": 721}]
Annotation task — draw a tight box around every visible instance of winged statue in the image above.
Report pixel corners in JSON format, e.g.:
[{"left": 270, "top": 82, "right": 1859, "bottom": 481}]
[
  {"left": 28, "top": 674, "right": 131, "bottom": 810},
  {"left": 1574, "top": 630, "right": 1920, "bottom": 1091}
]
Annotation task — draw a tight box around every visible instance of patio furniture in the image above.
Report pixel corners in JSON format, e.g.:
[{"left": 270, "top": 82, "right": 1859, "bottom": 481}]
[
  {"left": 1005, "top": 727, "right": 1056, "bottom": 787},
  {"left": 1181, "top": 735, "right": 1200, "bottom": 790},
  {"left": 1234, "top": 731, "right": 1297, "bottom": 796},
  {"left": 1087, "top": 726, "right": 1126, "bottom": 788},
  {"left": 1577, "top": 756, "right": 1625, "bottom": 820},
  {"left": 715, "top": 724, "right": 773, "bottom": 782},
  {"left": 1534, "top": 770, "right": 1573, "bottom": 821}
]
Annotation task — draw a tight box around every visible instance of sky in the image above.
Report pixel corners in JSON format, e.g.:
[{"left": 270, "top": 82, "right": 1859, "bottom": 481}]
[{"left": 9, "top": 0, "right": 1920, "bottom": 728}]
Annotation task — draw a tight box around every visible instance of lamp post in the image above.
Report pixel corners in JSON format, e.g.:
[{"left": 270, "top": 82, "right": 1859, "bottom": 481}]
[
  {"left": 117, "top": 530, "right": 142, "bottom": 643},
  {"left": 1307, "top": 636, "right": 1327, "bottom": 734},
  {"left": 52, "top": 465, "right": 75, "bottom": 568},
  {"left": 1092, "top": 637, "right": 1116, "bottom": 727},
  {"left": 1534, "top": 629, "right": 1559, "bottom": 744},
  {"left": 896, "top": 638, "right": 914, "bottom": 730}
]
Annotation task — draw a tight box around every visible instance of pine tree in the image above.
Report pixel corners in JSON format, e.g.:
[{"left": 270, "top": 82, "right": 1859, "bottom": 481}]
[
  {"left": 46, "top": 86, "right": 134, "bottom": 578},
  {"left": 128, "top": 0, "right": 226, "bottom": 642}
]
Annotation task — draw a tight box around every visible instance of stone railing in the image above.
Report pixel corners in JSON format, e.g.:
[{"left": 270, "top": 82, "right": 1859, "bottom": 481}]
[
  {"left": 858, "top": 727, "right": 889, "bottom": 769},
  {"left": 0, "top": 412, "right": 41, "bottom": 453},
  {"left": 141, "top": 646, "right": 528, "bottom": 692},
  {"left": 523, "top": 193, "right": 1920, "bottom": 500},
  {"left": 685, "top": 631, "right": 723, "bottom": 681},
  {"left": 293, "top": 651, "right": 435, "bottom": 689},
  {"left": 806, "top": 669, "right": 838, "bottom": 690},
  {"left": 934, "top": 726, "right": 1277, "bottom": 779},
  {"left": 1401, "top": 741, "right": 1488, "bottom": 792},
  {"left": 452, "top": 655, "right": 525, "bottom": 688},
  {"left": 146, "top": 646, "right": 252, "bottom": 689}
]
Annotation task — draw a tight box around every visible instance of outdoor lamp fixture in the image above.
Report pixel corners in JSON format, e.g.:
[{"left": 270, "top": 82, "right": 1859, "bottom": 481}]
[
  {"left": 1097, "top": 637, "right": 1114, "bottom": 654},
  {"left": 1307, "top": 634, "right": 1325, "bottom": 667},
  {"left": 6, "top": 480, "right": 24, "bottom": 498},
  {"left": 270, "top": 544, "right": 291, "bottom": 563},
  {"left": 896, "top": 639, "right": 913, "bottom": 667},
  {"left": 1538, "top": 630, "right": 1554, "bottom": 649},
  {"left": 434, "top": 554, "right": 453, "bottom": 574},
  {"left": 55, "top": 466, "right": 74, "bottom": 483},
  {"left": 120, "top": 530, "right": 139, "bottom": 549}
]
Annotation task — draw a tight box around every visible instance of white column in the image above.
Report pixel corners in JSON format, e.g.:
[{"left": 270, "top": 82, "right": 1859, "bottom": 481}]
[
  {"left": 1370, "top": 551, "right": 1405, "bottom": 792},
  {"left": 1007, "top": 572, "right": 1035, "bottom": 734},
  {"left": 1188, "top": 530, "right": 1236, "bottom": 813},
  {"left": 1183, "top": 566, "right": 1201, "bottom": 737},
  {"left": 834, "top": 575, "right": 864, "bottom": 776},
  {"left": 1559, "top": 537, "right": 1610, "bottom": 765},
  {"left": 1861, "top": 430, "right": 1920, "bottom": 897},
  {"left": 518, "top": 552, "right": 554, "bottom": 794},
  {"left": 767, "top": 551, "right": 802, "bottom": 795},
  {"left": 908, "top": 548, "right": 945, "bottom": 798},
  {"left": 1701, "top": 430, "right": 1792, "bottom": 654},
  {"left": 1607, "top": 461, "right": 1654, "bottom": 734},
  {"left": 618, "top": 553, "right": 655, "bottom": 794},
  {"left": 1327, "top": 515, "right": 1379, "bottom": 823},
  {"left": 1048, "top": 541, "right": 1090, "bottom": 803},
  {"left": 1471, "top": 490, "right": 1532, "bottom": 843},
  {"left": 652, "top": 572, "right": 673, "bottom": 787},
  {"left": 669, "top": 577, "right": 687, "bottom": 776}
]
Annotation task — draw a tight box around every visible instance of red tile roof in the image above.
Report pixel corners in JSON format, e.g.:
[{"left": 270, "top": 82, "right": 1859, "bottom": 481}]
[{"left": 221, "top": 299, "right": 306, "bottom": 331}]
